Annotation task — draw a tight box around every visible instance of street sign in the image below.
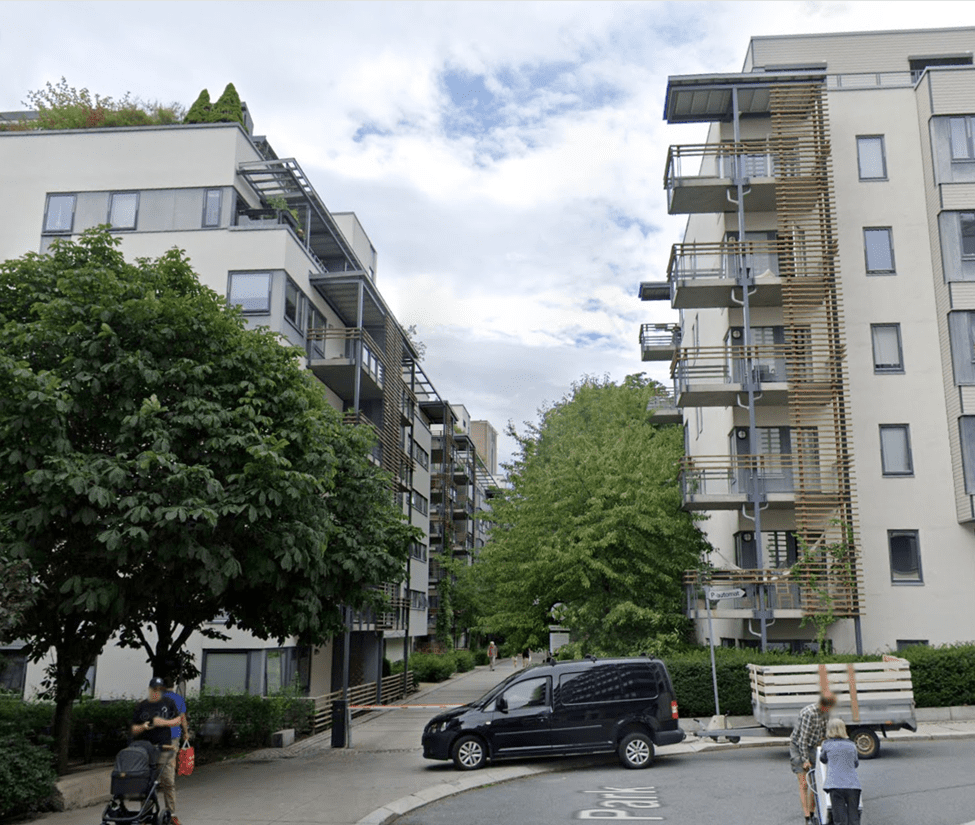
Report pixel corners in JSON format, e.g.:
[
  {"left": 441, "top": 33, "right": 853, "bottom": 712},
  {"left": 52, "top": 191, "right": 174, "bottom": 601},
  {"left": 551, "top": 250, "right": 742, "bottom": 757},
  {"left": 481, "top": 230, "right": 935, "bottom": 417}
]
[{"left": 707, "top": 587, "right": 745, "bottom": 601}]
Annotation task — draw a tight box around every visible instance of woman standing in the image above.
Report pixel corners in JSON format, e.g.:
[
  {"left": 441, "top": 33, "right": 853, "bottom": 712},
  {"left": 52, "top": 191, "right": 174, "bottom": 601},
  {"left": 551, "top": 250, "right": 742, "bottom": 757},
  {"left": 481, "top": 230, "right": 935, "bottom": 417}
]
[{"left": 819, "top": 718, "right": 862, "bottom": 825}]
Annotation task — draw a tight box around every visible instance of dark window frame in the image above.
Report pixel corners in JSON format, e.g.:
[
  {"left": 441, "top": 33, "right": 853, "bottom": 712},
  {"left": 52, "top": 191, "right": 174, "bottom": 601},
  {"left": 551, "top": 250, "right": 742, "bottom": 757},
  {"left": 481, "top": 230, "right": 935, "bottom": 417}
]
[
  {"left": 888, "top": 529, "right": 923, "bottom": 585},
  {"left": 856, "top": 135, "right": 887, "bottom": 181},
  {"left": 109, "top": 191, "right": 140, "bottom": 231},
  {"left": 879, "top": 424, "right": 914, "bottom": 476},
  {"left": 228, "top": 271, "right": 273, "bottom": 314},
  {"left": 202, "top": 188, "right": 223, "bottom": 228},
  {"left": 864, "top": 226, "right": 896, "bottom": 274},
  {"left": 43, "top": 193, "right": 77, "bottom": 234},
  {"left": 871, "top": 323, "right": 904, "bottom": 373}
]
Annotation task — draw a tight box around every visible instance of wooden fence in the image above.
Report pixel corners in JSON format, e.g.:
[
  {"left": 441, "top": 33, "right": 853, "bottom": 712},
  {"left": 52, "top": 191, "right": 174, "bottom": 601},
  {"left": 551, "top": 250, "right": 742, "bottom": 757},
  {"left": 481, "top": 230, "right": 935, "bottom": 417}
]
[{"left": 311, "top": 671, "right": 417, "bottom": 733}]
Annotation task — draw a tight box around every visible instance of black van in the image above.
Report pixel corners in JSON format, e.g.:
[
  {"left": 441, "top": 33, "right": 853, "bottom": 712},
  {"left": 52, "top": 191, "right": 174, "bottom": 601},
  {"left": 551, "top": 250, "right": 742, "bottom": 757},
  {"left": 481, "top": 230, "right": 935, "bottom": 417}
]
[{"left": 421, "top": 656, "right": 685, "bottom": 770}]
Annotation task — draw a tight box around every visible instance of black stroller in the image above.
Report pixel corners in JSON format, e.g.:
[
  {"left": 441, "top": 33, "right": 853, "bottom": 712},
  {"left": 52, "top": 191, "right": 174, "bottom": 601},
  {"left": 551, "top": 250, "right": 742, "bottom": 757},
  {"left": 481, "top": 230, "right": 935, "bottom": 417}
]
[{"left": 100, "top": 740, "right": 173, "bottom": 825}]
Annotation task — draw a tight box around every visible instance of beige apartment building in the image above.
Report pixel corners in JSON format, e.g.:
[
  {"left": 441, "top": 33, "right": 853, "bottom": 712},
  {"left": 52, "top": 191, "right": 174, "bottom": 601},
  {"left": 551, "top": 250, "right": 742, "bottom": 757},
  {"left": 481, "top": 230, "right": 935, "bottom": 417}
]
[
  {"left": 0, "top": 109, "right": 494, "bottom": 697},
  {"left": 641, "top": 27, "right": 975, "bottom": 654}
]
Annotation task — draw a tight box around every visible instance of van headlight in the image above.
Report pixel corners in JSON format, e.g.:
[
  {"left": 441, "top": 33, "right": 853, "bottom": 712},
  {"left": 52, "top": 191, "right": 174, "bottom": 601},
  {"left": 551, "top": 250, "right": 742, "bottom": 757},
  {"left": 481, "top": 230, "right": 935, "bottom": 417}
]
[{"left": 425, "top": 720, "right": 445, "bottom": 734}]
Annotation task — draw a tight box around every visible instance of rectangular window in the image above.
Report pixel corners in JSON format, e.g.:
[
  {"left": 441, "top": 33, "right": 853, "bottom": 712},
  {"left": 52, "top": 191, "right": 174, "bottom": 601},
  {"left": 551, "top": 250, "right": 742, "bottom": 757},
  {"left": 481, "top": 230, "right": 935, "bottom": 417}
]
[
  {"left": 961, "top": 213, "right": 975, "bottom": 259},
  {"left": 896, "top": 639, "right": 929, "bottom": 651},
  {"left": 109, "top": 192, "right": 139, "bottom": 230},
  {"left": 959, "top": 417, "right": 975, "bottom": 493},
  {"left": 307, "top": 306, "right": 326, "bottom": 358},
  {"left": 857, "top": 136, "right": 887, "bottom": 180},
  {"left": 44, "top": 193, "right": 76, "bottom": 233},
  {"left": 880, "top": 425, "right": 913, "bottom": 476},
  {"left": 871, "top": 324, "right": 903, "bottom": 373},
  {"left": 203, "top": 189, "right": 222, "bottom": 227},
  {"left": 284, "top": 278, "right": 306, "bottom": 331},
  {"left": 950, "top": 116, "right": 975, "bottom": 160},
  {"left": 864, "top": 227, "right": 895, "bottom": 274},
  {"left": 228, "top": 272, "right": 272, "bottom": 313},
  {"left": 888, "top": 530, "right": 922, "bottom": 584}
]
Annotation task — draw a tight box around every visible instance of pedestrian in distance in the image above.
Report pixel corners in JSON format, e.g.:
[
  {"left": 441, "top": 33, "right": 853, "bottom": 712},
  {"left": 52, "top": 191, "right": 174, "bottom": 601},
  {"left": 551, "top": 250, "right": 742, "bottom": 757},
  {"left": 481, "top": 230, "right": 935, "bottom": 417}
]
[
  {"left": 819, "top": 718, "right": 861, "bottom": 825},
  {"left": 131, "top": 677, "right": 181, "bottom": 824},
  {"left": 789, "top": 691, "right": 836, "bottom": 825},
  {"left": 162, "top": 677, "right": 189, "bottom": 825},
  {"left": 487, "top": 640, "right": 497, "bottom": 671}
]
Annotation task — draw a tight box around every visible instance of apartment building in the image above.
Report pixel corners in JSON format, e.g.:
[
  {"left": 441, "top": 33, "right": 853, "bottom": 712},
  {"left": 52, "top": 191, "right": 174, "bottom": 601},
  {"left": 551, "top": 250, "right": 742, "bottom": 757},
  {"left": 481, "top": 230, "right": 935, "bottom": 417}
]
[
  {"left": 641, "top": 27, "right": 975, "bottom": 654},
  {"left": 0, "top": 110, "right": 486, "bottom": 697}
]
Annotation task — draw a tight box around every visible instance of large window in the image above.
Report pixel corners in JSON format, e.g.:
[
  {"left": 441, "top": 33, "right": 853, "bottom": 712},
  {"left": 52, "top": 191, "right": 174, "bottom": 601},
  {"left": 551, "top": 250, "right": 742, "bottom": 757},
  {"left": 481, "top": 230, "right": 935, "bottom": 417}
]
[
  {"left": 879, "top": 424, "right": 913, "bottom": 476},
  {"left": 202, "top": 648, "right": 308, "bottom": 695},
  {"left": 284, "top": 278, "right": 306, "bottom": 331},
  {"left": 864, "top": 227, "right": 895, "bottom": 274},
  {"left": 871, "top": 323, "right": 903, "bottom": 373},
  {"left": 43, "top": 193, "right": 76, "bottom": 233},
  {"left": 948, "top": 312, "right": 975, "bottom": 384},
  {"left": 888, "top": 530, "right": 922, "bottom": 584},
  {"left": 109, "top": 192, "right": 139, "bottom": 230},
  {"left": 959, "top": 417, "right": 975, "bottom": 493},
  {"left": 961, "top": 213, "right": 975, "bottom": 259},
  {"left": 203, "top": 189, "right": 222, "bottom": 227},
  {"left": 856, "top": 135, "right": 887, "bottom": 180},
  {"left": 228, "top": 272, "right": 272, "bottom": 313},
  {"left": 307, "top": 305, "right": 326, "bottom": 358},
  {"left": 950, "top": 116, "right": 975, "bottom": 161}
]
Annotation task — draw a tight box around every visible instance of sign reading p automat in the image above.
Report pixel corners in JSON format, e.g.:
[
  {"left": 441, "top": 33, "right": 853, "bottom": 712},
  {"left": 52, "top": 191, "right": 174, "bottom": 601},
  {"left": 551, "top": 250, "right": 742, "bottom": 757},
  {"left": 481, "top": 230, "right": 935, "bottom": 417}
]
[{"left": 707, "top": 587, "right": 745, "bottom": 601}]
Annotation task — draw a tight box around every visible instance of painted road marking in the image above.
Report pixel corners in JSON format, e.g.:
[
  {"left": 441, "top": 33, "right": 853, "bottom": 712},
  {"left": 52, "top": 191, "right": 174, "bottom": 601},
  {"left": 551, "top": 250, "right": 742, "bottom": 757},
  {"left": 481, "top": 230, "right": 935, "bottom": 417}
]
[{"left": 576, "top": 786, "right": 665, "bottom": 820}]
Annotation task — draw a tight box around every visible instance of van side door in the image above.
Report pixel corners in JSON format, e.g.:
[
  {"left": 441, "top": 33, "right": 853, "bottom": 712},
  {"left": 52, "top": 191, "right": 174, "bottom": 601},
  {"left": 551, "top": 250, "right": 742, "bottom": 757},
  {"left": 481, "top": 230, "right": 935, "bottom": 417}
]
[
  {"left": 551, "top": 667, "right": 623, "bottom": 752},
  {"left": 487, "top": 676, "right": 553, "bottom": 757}
]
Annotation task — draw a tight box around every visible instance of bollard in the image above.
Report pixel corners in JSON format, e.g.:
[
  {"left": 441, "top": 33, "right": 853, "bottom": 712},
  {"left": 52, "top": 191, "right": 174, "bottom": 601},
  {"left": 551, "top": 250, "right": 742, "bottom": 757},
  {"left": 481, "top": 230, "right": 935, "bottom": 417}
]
[{"left": 331, "top": 700, "right": 350, "bottom": 748}]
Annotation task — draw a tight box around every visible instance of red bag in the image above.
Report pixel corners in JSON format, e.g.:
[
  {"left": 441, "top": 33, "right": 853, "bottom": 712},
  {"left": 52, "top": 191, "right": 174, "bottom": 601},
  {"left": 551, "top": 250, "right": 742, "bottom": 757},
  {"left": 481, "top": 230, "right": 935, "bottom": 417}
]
[{"left": 177, "top": 741, "right": 195, "bottom": 776}]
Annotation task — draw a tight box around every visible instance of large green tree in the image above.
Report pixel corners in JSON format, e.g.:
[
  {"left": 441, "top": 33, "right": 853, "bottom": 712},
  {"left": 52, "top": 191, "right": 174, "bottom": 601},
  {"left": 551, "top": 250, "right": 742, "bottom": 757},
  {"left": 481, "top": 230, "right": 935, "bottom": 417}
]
[
  {"left": 0, "top": 229, "right": 415, "bottom": 771},
  {"left": 473, "top": 375, "right": 710, "bottom": 656}
]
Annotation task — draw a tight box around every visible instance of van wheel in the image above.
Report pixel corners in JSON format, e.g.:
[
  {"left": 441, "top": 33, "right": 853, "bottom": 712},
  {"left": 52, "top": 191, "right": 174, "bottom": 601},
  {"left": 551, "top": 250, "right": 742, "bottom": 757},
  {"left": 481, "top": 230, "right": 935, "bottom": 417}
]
[
  {"left": 849, "top": 728, "right": 880, "bottom": 759},
  {"left": 452, "top": 735, "right": 487, "bottom": 770},
  {"left": 618, "top": 732, "right": 654, "bottom": 769}
]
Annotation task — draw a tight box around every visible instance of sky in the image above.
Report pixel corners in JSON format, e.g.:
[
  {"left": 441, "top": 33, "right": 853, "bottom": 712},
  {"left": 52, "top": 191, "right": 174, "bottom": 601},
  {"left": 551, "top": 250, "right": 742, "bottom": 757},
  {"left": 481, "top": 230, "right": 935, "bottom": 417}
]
[{"left": 4, "top": 1, "right": 975, "bottom": 468}]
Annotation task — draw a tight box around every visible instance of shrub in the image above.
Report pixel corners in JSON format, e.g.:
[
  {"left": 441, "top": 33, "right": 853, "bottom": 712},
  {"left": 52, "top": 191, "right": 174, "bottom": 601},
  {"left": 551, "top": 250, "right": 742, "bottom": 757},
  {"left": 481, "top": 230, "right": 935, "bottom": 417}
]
[
  {"left": 208, "top": 83, "right": 243, "bottom": 125},
  {"left": 474, "top": 650, "right": 489, "bottom": 667},
  {"left": 22, "top": 78, "right": 183, "bottom": 130},
  {"left": 0, "top": 716, "right": 56, "bottom": 818},
  {"left": 900, "top": 642, "right": 975, "bottom": 707},
  {"left": 183, "top": 89, "right": 211, "bottom": 124},
  {"left": 187, "top": 691, "right": 313, "bottom": 749},
  {"left": 454, "top": 650, "right": 476, "bottom": 673},
  {"left": 408, "top": 653, "right": 456, "bottom": 683}
]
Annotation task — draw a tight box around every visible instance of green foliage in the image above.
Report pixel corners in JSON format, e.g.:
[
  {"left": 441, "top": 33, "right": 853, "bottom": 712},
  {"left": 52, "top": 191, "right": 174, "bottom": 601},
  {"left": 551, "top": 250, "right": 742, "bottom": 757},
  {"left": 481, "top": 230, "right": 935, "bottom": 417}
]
[
  {"left": 16, "top": 77, "right": 183, "bottom": 131},
  {"left": 208, "top": 83, "right": 244, "bottom": 125},
  {"left": 471, "top": 374, "right": 710, "bottom": 655},
  {"left": 899, "top": 642, "right": 975, "bottom": 707},
  {"left": 0, "top": 552, "right": 34, "bottom": 641},
  {"left": 0, "top": 730, "right": 56, "bottom": 818},
  {"left": 473, "top": 650, "right": 489, "bottom": 667},
  {"left": 183, "top": 89, "right": 211, "bottom": 124},
  {"left": 408, "top": 653, "right": 456, "bottom": 683},
  {"left": 453, "top": 650, "right": 476, "bottom": 673},
  {"left": 0, "top": 228, "right": 416, "bottom": 770}
]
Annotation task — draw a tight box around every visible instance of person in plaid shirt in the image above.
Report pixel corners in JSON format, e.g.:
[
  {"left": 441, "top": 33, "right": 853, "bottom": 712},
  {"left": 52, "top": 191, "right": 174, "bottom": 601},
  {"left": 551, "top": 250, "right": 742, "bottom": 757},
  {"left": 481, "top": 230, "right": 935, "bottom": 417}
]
[{"left": 789, "top": 692, "right": 836, "bottom": 825}]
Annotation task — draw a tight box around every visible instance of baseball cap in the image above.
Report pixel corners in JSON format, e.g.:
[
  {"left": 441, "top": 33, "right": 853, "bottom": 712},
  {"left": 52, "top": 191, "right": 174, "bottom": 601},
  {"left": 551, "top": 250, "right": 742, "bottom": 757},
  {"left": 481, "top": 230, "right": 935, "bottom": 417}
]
[{"left": 149, "top": 677, "right": 166, "bottom": 688}]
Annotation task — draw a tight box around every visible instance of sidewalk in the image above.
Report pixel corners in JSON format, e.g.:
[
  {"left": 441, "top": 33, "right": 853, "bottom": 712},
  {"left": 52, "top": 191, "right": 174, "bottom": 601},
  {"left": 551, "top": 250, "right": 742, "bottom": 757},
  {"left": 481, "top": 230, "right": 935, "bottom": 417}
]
[{"left": 39, "top": 663, "right": 975, "bottom": 825}]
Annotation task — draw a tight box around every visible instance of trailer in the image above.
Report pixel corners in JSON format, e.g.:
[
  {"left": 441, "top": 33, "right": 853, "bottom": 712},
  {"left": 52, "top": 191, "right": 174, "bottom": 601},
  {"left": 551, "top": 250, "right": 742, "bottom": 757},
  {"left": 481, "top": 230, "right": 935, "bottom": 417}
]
[{"left": 694, "top": 658, "right": 916, "bottom": 759}]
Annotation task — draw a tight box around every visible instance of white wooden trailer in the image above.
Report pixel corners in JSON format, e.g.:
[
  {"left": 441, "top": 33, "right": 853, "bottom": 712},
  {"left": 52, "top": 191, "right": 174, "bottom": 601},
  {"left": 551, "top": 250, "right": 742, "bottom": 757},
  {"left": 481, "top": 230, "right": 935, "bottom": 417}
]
[{"left": 748, "top": 658, "right": 916, "bottom": 758}]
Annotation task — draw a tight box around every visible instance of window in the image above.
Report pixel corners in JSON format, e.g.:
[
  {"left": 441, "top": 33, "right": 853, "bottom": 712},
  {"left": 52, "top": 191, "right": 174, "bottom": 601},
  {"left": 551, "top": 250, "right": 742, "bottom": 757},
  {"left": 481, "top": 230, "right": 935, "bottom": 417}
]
[
  {"left": 896, "top": 639, "right": 929, "bottom": 651},
  {"left": 500, "top": 677, "right": 549, "bottom": 711},
  {"left": 203, "top": 189, "right": 222, "bottom": 227},
  {"left": 959, "top": 417, "right": 975, "bottom": 493},
  {"left": 871, "top": 324, "right": 903, "bottom": 373},
  {"left": 961, "top": 213, "right": 975, "bottom": 259},
  {"left": 950, "top": 116, "right": 975, "bottom": 160},
  {"left": 857, "top": 136, "right": 887, "bottom": 180},
  {"left": 228, "top": 272, "right": 272, "bottom": 313},
  {"left": 888, "top": 530, "right": 922, "bottom": 584},
  {"left": 109, "top": 192, "right": 139, "bottom": 230},
  {"left": 0, "top": 649, "right": 28, "bottom": 695},
  {"left": 284, "top": 278, "right": 305, "bottom": 331},
  {"left": 557, "top": 669, "right": 622, "bottom": 705},
  {"left": 864, "top": 227, "right": 895, "bottom": 274},
  {"left": 44, "top": 193, "right": 76, "bottom": 233},
  {"left": 879, "top": 425, "right": 913, "bottom": 476},
  {"left": 412, "top": 492, "right": 428, "bottom": 516},
  {"left": 948, "top": 312, "right": 975, "bottom": 384},
  {"left": 307, "top": 305, "right": 326, "bottom": 358}
]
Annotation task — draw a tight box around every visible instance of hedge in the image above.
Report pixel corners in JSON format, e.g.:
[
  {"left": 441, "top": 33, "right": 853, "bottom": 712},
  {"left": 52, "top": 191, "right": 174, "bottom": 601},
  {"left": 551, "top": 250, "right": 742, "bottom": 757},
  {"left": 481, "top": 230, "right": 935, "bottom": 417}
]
[
  {"left": 0, "top": 717, "right": 56, "bottom": 820},
  {"left": 664, "top": 643, "right": 975, "bottom": 718},
  {"left": 407, "top": 652, "right": 457, "bottom": 682}
]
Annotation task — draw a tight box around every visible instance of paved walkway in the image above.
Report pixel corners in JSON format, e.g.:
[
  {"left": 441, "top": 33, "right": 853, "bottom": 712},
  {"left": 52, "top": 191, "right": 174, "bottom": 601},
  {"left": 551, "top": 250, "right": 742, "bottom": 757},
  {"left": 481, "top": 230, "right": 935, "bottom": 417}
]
[{"left": 39, "top": 662, "right": 975, "bottom": 825}]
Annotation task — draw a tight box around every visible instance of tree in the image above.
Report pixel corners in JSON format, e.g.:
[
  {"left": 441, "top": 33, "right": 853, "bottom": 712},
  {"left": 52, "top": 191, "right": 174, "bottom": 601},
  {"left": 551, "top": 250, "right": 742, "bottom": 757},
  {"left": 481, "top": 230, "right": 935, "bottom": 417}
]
[
  {"left": 182, "top": 88, "right": 211, "bottom": 124},
  {"left": 472, "top": 375, "right": 711, "bottom": 656},
  {"left": 0, "top": 229, "right": 416, "bottom": 770},
  {"left": 208, "top": 83, "right": 243, "bottom": 125}
]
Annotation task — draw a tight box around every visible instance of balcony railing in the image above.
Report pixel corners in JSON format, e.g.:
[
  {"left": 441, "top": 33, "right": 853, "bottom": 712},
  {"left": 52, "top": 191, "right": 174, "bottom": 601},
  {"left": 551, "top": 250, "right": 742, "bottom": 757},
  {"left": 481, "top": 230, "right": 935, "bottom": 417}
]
[
  {"left": 669, "top": 240, "right": 781, "bottom": 283},
  {"left": 664, "top": 138, "right": 810, "bottom": 188},
  {"left": 683, "top": 568, "right": 804, "bottom": 616},
  {"left": 640, "top": 324, "right": 681, "bottom": 362},
  {"left": 679, "top": 454, "right": 842, "bottom": 507}
]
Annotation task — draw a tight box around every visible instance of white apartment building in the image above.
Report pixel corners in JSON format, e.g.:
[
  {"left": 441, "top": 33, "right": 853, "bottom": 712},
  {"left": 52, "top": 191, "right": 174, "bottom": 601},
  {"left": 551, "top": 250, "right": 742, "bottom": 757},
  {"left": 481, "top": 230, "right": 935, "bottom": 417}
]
[
  {"left": 641, "top": 27, "right": 975, "bottom": 654},
  {"left": 0, "top": 112, "right": 443, "bottom": 697}
]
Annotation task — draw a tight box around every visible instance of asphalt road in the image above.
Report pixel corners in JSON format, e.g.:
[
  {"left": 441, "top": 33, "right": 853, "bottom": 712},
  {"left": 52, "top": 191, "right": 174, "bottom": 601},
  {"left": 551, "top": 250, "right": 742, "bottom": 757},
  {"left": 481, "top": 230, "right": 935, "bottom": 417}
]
[{"left": 394, "top": 739, "right": 975, "bottom": 825}]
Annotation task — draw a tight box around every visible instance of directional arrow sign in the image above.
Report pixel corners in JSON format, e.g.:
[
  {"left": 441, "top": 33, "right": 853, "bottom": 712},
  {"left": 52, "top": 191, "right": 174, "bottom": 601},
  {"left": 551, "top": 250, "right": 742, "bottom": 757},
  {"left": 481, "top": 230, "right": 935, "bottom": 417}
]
[{"left": 708, "top": 587, "right": 745, "bottom": 601}]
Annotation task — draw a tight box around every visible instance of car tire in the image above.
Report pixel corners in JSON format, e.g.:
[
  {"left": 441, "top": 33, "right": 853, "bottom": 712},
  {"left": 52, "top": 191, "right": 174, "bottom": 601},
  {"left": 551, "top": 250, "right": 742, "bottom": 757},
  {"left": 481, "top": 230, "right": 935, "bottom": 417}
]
[
  {"left": 618, "top": 731, "right": 654, "bottom": 769},
  {"left": 849, "top": 727, "right": 880, "bottom": 759},
  {"left": 452, "top": 735, "right": 487, "bottom": 770}
]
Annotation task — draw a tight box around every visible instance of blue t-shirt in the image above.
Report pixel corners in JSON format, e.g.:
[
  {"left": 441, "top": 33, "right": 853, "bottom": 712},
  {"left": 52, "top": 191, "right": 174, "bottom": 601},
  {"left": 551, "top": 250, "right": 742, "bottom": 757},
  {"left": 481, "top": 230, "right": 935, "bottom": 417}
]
[
  {"left": 164, "top": 690, "right": 187, "bottom": 740},
  {"left": 819, "top": 738, "right": 861, "bottom": 790}
]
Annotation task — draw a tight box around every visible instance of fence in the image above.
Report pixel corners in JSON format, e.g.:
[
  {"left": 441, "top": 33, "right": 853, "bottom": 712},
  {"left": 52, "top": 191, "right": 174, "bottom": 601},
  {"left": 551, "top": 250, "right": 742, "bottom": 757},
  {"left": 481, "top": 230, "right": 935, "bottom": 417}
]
[{"left": 311, "top": 671, "right": 417, "bottom": 733}]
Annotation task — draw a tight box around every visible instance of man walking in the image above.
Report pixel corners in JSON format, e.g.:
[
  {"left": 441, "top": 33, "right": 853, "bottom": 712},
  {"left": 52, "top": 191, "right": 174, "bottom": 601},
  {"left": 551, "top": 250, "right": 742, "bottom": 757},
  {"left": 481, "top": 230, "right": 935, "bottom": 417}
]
[
  {"left": 790, "top": 691, "right": 836, "bottom": 825},
  {"left": 487, "top": 641, "right": 497, "bottom": 671},
  {"left": 131, "top": 677, "right": 181, "bottom": 822}
]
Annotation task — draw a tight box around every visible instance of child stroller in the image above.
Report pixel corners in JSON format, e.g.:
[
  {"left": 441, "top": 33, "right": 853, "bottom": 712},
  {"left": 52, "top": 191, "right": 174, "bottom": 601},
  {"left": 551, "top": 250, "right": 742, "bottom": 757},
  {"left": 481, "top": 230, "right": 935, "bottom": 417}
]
[
  {"left": 806, "top": 745, "right": 865, "bottom": 824},
  {"left": 101, "top": 740, "right": 173, "bottom": 825}
]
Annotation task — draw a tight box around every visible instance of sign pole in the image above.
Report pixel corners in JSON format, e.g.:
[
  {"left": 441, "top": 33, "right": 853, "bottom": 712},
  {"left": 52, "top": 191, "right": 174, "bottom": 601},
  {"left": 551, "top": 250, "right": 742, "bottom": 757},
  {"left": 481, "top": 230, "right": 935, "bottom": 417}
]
[{"left": 706, "top": 593, "right": 720, "bottom": 716}]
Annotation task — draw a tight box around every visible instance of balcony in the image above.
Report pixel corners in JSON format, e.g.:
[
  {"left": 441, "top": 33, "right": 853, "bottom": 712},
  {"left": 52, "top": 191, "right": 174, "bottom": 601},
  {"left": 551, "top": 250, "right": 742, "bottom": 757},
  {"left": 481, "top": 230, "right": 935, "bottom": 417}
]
[
  {"left": 640, "top": 324, "right": 680, "bottom": 362},
  {"left": 683, "top": 568, "right": 805, "bottom": 620},
  {"left": 673, "top": 345, "right": 789, "bottom": 407},
  {"left": 679, "top": 454, "right": 841, "bottom": 511},
  {"left": 663, "top": 138, "right": 816, "bottom": 215},
  {"left": 307, "top": 328, "right": 386, "bottom": 401},
  {"left": 647, "top": 391, "right": 681, "bottom": 425},
  {"left": 667, "top": 241, "right": 783, "bottom": 309}
]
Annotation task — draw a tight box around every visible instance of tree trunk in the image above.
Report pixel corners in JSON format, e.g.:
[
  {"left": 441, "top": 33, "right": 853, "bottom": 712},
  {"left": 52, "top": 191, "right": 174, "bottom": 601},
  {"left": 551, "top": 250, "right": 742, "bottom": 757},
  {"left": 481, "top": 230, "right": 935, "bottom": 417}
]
[{"left": 52, "top": 688, "right": 74, "bottom": 775}]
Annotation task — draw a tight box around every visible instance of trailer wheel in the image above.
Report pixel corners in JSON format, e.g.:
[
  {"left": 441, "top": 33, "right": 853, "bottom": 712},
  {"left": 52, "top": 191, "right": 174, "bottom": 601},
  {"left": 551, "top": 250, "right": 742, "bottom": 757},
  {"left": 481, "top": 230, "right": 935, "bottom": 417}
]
[{"left": 850, "top": 727, "right": 880, "bottom": 759}]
